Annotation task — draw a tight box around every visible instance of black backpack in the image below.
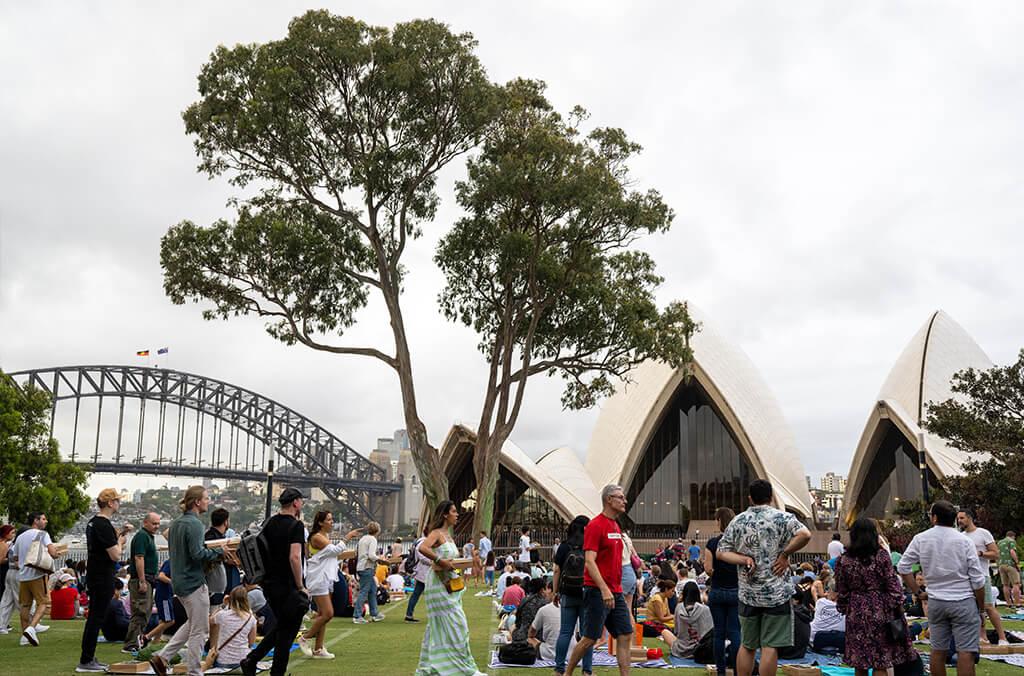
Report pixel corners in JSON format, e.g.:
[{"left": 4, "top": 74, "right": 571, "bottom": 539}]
[
  {"left": 498, "top": 640, "right": 538, "bottom": 665},
  {"left": 559, "top": 544, "right": 586, "bottom": 596},
  {"left": 403, "top": 538, "right": 421, "bottom": 576},
  {"left": 237, "top": 526, "right": 270, "bottom": 586}
]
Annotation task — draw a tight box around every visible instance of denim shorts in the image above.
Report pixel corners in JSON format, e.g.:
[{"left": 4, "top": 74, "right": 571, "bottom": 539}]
[
  {"left": 580, "top": 587, "right": 634, "bottom": 640},
  {"left": 620, "top": 564, "right": 638, "bottom": 597}
]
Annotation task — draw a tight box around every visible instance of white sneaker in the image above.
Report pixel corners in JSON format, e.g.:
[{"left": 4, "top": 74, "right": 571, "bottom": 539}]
[
  {"left": 0, "top": 628, "right": 9, "bottom": 635},
  {"left": 34, "top": 624, "right": 49, "bottom": 634},
  {"left": 23, "top": 626, "right": 38, "bottom": 646},
  {"left": 312, "top": 648, "right": 335, "bottom": 659},
  {"left": 19, "top": 636, "right": 29, "bottom": 646},
  {"left": 352, "top": 617, "right": 368, "bottom": 624},
  {"left": 298, "top": 636, "right": 312, "bottom": 657},
  {"left": 999, "top": 640, "right": 1010, "bottom": 646},
  {"left": 370, "top": 614, "right": 385, "bottom": 622}
]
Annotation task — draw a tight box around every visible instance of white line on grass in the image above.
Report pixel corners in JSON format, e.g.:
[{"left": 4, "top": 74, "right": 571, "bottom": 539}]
[{"left": 290, "top": 596, "right": 408, "bottom": 665}]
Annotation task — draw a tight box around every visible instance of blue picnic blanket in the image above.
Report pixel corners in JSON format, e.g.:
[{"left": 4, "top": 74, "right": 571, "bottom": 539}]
[{"left": 667, "top": 652, "right": 843, "bottom": 668}]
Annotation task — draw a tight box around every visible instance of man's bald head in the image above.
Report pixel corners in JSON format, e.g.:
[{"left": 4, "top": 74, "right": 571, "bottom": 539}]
[{"left": 142, "top": 512, "right": 162, "bottom": 533}]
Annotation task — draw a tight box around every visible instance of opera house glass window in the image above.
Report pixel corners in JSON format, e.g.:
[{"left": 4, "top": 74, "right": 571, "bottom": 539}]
[
  {"left": 624, "top": 380, "right": 754, "bottom": 537},
  {"left": 853, "top": 423, "right": 940, "bottom": 520}
]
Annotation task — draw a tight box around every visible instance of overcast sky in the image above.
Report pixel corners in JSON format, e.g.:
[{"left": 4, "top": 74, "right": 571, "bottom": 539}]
[{"left": 2, "top": 1, "right": 1021, "bottom": 495}]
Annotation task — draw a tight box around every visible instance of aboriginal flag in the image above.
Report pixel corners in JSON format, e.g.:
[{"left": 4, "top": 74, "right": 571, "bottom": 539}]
[{"left": 136, "top": 350, "right": 150, "bottom": 356}]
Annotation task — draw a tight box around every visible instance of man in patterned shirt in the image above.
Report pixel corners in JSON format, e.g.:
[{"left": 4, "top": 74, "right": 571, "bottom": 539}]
[
  {"left": 997, "top": 531, "right": 1021, "bottom": 610},
  {"left": 717, "top": 479, "right": 811, "bottom": 676}
]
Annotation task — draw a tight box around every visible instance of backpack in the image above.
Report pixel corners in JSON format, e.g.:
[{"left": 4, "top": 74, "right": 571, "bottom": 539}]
[
  {"left": 404, "top": 538, "right": 421, "bottom": 576},
  {"left": 237, "top": 527, "right": 269, "bottom": 586},
  {"left": 558, "top": 544, "right": 586, "bottom": 596},
  {"left": 498, "top": 640, "right": 538, "bottom": 665}
]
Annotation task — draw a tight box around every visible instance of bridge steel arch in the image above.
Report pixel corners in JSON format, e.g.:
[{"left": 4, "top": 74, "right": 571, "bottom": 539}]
[{"left": 8, "top": 365, "right": 400, "bottom": 522}]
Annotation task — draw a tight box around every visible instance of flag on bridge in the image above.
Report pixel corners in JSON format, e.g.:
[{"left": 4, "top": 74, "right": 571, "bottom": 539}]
[
  {"left": 157, "top": 347, "right": 169, "bottom": 355},
  {"left": 136, "top": 350, "right": 150, "bottom": 357}
]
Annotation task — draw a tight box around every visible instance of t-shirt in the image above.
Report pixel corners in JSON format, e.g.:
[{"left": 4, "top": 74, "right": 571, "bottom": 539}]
[
  {"left": 519, "top": 535, "right": 532, "bottom": 563},
  {"left": 827, "top": 540, "right": 845, "bottom": 560},
  {"left": 462, "top": 542, "right": 474, "bottom": 559},
  {"left": 646, "top": 592, "right": 674, "bottom": 629},
  {"left": 478, "top": 536, "right": 492, "bottom": 561},
  {"left": 583, "top": 513, "right": 623, "bottom": 593},
  {"left": 718, "top": 505, "right": 805, "bottom": 607},
  {"left": 501, "top": 583, "right": 525, "bottom": 607},
  {"left": 531, "top": 601, "right": 568, "bottom": 660},
  {"left": 965, "top": 527, "right": 994, "bottom": 561},
  {"left": 204, "top": 527, "right": 227, "bottom": 594},
  {"left": 260, "top": 513, "right": 306, "bottom": 590},
  {"left": 496, "top": 571, "right": 514, "bottom": 599},
  {"left": 50, "top": 586, "right": 78, "bottom": 619},
  {"left": 14, "top": 528, "right": 54, "bottom": 582},
  {"left": 706, "top": 535, "right": 738, "bottom": 590},
  {"left": 356, "top": 534, "right": 379, "bottom": 572},
  {"left": 154, "top": 560, "right": 173, "bottom": 606},
  {"left": 210, "top": 609, "right": 256, "bottom": 666},
  {"left": 86, "top": 515, "right": 119, "bottom": 590},
  {"left": 809, "top": 597, "right": 846, "bottom": 641},
  {"left": 688, "top": 545, "right": 701, "bottom": 561},
  {"left": 998, "top": 537, "right": 1019, "bottom": 567},
  {"left": 129, "top": 528, "right": 158, "bottom": 578}
]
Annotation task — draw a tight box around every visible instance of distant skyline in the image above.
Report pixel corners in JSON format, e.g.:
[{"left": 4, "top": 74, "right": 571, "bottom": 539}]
[{"left": 3, "top": 2, "right": 1023, "bottom": 496}]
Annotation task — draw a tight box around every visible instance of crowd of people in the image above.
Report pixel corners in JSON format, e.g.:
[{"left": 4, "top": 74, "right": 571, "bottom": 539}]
[{"left": 2, "top": 479, "right": 1023, "bottom": 676}]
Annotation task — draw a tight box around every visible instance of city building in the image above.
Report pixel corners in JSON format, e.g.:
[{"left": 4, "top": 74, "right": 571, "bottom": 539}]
[
  {"left": 820, "top": 472, "right": 847, "bottom": 494},
  {"left": 843, "top": 311, "right": 993, "bottom": 523}
]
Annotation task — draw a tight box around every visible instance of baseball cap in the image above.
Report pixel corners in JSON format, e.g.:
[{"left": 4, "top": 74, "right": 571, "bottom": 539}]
[
  {"left": 98, "top": 488, "right": 128, "bottom": 505},
  {"left": 58, "top": 572, "right": 74, "bottom": 583},
  {"left": 278, "top": 487, "right": 305, "bottom": 504}
]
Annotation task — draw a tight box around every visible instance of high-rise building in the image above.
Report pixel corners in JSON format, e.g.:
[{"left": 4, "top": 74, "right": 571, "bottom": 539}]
[{"left": 821, "top": 472, "right": 847, "bottom": 494}]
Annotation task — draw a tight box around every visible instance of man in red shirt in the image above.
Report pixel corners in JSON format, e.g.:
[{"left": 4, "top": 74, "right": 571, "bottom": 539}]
[{"left": 565, "top": 484, "right": 633, "bottom": 675}]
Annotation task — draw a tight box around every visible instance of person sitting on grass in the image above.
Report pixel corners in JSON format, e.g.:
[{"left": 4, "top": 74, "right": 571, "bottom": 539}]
[
  {"left": 206, "top": 586, "right": 256, "bottom": 670},
  {"left": 661, "top": 580, "right": 714, "bottom": 663},
  {"left": 50, "top": 573, "right": 79, "bottom": 621},
  {"left": 502, "top": 576, "right": 525, "bottom": 609},
  {"left": 102, "top": 580, "right": 130, "bottom": 644},
  {"left": 643, "top": 578, "right": 676, "bottom": 637}
]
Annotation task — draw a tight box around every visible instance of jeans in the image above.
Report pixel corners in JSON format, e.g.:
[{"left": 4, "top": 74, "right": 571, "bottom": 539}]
[
  {"left": 556, "top": 593, "right": 593, "bottom": 674},
  {"left": 354, "top": 569, "right": 378, "bottom": 619},
  {"left": 708, "top": 586, "right": 740, "bottom": 674},
  {"left": 485, "top": 569, "right": 495, "bottom": 586},
  {"left": 80, "top": 582, "right": 113, "bottom": 664},
  {"left": 406, "top": 579, "right": 426, "bottom": 618},
  {"left": 157, "top": 585, "right": 210, "bottom": 676},
  {"left": 246, "top": 586, "right": 306, "bottom": 676}
]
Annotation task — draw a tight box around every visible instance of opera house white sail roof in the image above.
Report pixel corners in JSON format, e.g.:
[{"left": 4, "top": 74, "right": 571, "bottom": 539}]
[{"left": 843, "top": 310, "right": 993, "bottom": 520}]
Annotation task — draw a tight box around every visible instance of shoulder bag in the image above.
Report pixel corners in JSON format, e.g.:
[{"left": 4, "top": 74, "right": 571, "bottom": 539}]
[
  {"left": 26, "top": 532, "right": 55, "bottom": 574},
  {"left": 202, "top": 612, "right": 253, "bottom": 670}
]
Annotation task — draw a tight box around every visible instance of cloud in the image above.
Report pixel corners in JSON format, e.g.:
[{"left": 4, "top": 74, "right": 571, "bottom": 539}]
[{"left": 2, "top": 1, "right": 1022, "bottom": 492}]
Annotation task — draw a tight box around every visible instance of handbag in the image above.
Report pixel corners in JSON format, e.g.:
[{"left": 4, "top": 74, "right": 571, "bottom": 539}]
[
  {"left": 630, "top": 552, "right": 643, "bottom": 574},
  {"left": 443, "top": 571, "right": 465, "bottom": 593},
  {"left": 885, "top": 616, "right": 908, "bottom": 643},
  {"left": 26, "top": 532, "right": 55, "bottom": 574},
  {"left": 498, "top": 640, "right": 538, "bottom": 665}
]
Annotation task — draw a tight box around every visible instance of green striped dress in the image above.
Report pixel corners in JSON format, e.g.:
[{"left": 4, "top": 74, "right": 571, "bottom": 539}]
[{"left": 414, "top": 540, "right": 480, "bottom": 676}]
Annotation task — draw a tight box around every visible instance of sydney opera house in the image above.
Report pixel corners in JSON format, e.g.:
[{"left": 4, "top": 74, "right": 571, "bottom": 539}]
[{"left": 426, "top": 308, "right": 994, "bottom": 550}]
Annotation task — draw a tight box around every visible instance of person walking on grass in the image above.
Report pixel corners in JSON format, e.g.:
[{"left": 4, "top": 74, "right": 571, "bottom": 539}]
[
  {"left": 12, "top": 512, "right": 60, "bottom": 647},
  {"left": 238, "top": 487, "right": 308, "bottom": 676},
  {"left": 76, "top": 489, "right": 128, "bottom": 672},
  {"left": 405, "top": 526, "right": 431, "bottom": 623},
  {"left": 124, "top": 512, "right": 160, "bottom": 653},
  {"left": 149, "top": 486, "right": 234, "bottom": 676},
  {"left": 553, "top": 515, "right": 593, "bottom": 676},
  {"left": 997, "top": 531, "right": 1022, "bottom": 610},
  {"left": 298, "top": 510, "right": 361, "bottom": 659},
  {"left": 716, "top": 479, "right": 812, "bottom": 676},
  {"left": 353, "top": 520, "right": 385, "bottom": 624},
  {"left": 899, "top": 500, "right": 987, "bottom": 676},
  {"left": 564, "top": 485, "right": 634, "bottom": 676},
  {"left": 957, "top": 509, "right": 1008, "bottom": 645},
  {"left": 414, "top": 500, "right": 486, "bottom": 676}
]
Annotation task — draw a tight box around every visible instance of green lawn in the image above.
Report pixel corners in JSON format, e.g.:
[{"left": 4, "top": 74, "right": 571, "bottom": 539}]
[{"left": 1, "top": 593, "right": 1022, "bottom": 675}]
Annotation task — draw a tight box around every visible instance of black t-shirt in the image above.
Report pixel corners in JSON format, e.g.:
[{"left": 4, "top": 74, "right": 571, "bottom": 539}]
[
  {"left": 261, "top": 513, "right": 306, "bottom": 590},
  {"left": 86, "top": 515, "right": 119, "bottom": 589},
  {"left": 707, "top": 535, "right": 738, "bottom": 590},
  {"left": 553, "top": 542, "right": 572, "bottom": 568}
]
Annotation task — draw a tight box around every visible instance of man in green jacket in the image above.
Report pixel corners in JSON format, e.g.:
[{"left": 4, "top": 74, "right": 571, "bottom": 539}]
[{"left": 150, "top": 486, "right": 234, "bottom": 676}]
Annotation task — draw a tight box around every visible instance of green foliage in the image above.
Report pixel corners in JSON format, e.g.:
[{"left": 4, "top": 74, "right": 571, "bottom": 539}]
[
  {"left": 925, "top": 349, "right": 1024, "bottom": 535},
  {"left": 436, "top": 79, "right": 697, "bottom": 412},
  {"left": 0, "top": 370, "right": 90, "bottom": 536}
]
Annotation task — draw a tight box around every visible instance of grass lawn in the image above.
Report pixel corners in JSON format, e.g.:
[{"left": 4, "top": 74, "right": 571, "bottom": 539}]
[{"left": 1, "top": 592, "right": 1022, "bottom": 675}]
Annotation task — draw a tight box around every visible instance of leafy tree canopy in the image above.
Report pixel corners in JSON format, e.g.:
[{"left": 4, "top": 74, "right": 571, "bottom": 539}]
[
  {"left": 925, "top": 349, "right": 1024, "bottom": 534},
  {"left": 0, "top": 370, "right": 90, "bottom": 536}
]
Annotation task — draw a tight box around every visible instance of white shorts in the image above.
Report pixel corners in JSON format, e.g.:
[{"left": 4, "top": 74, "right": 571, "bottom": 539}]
[{"left": 308, "top": 583, "right": 332, "bottom": 598}]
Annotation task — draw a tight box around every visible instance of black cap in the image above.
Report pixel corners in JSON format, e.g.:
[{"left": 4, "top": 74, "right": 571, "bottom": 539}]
[{"left": 278, "top": 487, "right": 305, "bottom": 504}]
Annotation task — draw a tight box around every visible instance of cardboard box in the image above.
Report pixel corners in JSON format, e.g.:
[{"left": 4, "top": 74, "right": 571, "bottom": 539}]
[
  {"left": 107, "top": 663, "right": 150, "bottom": 674},
  {"left": 981, "top": 644, "right": 1011, "bottom": 654},
  {"left": 782, "top": 666, "right": 821, "bottom": 676},
  {"left": 707, "top": 668, "right": 735, "bottom": 676},
  {"left": 1008, "top": 644, "right": 1024, "bottom": 654}
]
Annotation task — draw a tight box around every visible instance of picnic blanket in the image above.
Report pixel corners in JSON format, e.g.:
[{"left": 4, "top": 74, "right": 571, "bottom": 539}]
[
  {"left": 107, "top": 662, "right": 273, "bottom": 674},
  {"left": 667, "top": 652, "right": 843, "bottom": 668},
  {"left": 488, "top": 650, "right": 623, "bottom": 669},
  {"left": 982, "top": 654, "right": 1024, "bottom": 668},
  {"left": 488, "top": 650, "right": 844, "bottom": 669}
]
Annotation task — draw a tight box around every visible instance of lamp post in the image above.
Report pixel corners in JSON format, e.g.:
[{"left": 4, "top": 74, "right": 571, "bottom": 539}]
[{"left": 264, "top": 458, "right": 275, "bottom": 520}]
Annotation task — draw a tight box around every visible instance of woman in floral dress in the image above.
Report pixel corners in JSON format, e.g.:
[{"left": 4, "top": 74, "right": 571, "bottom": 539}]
[
  {"left": 835, "top": 518, "right": 917, "bottom": 676},
  {"left": 414, "top": 500, "right": 486, "bottom": 676}
]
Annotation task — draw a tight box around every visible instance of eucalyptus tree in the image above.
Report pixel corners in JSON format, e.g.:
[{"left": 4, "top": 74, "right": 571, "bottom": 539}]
[
  {"left": 435, "top": 79, "right": 697, "bottom": 536},
  {"left": 161, "top": 11, "right": 497, "bottom": 509}
]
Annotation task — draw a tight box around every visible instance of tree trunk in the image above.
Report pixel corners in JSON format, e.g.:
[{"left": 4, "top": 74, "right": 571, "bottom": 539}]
[{"left": 471, "top": 429, "right": 506, "bottom": 540}]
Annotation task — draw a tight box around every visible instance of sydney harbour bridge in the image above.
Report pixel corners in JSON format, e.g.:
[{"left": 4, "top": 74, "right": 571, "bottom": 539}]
[{"left": 7, "top": 365, "right": 401, "bottom": 522}]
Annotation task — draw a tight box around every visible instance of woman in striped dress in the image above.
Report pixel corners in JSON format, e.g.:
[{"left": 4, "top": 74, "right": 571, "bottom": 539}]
[{"left": 415, "top": 500, "right": 485, "bottom": 676}]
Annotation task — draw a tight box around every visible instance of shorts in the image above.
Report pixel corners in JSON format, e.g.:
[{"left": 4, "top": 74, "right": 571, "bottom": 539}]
[
  {"left": 621, "top": 564, "right": 638, "bottom": 597},
  {"left": 157, "top": 598, "right": 175, "bottom": 623},
  {"left": 999, "top": 564, "right": 1020, "bottom": 587},
  {"left": 927, "top": 597, "right": 980, "bottom": 655},
  {"left": 580, "top": 587, "right": 634, "bottom": 640},
  {"left": 308, "top": 583, "right": 332, "bottom": 597},
  {"left": 738, "top": 601, "right": 793, "bottom": 649},
  {"left": 19, "top": 577, "right": 48, "bottom": 608}
]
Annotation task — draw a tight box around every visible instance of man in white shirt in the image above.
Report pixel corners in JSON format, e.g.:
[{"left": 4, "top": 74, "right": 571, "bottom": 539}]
[
  {"left": 519, "top": 527, "right": 534, "bottom": 564},
  {"left": 809, "top": 588, "right": 846, "bottom": 654},
  {"left": 530, "top": 600, "right": 572, "bottom": 660},
  {"left": 478, "top": 531, "right": 492, "bottom": 563},
  {"left": 13, "top": 512, "right": 59, "bottom": 646},
  {"left": 899, "top": 501, "right": 987, "bottom": 676},
  {"left": 957, "top": 509, "right": 1008, "bottom": 645},
  {"left": 353, "top": 521, "right": 384, "bottom": 624},
  {"left": 826, "top": 534, "right": 844, "bottom": 561}
]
